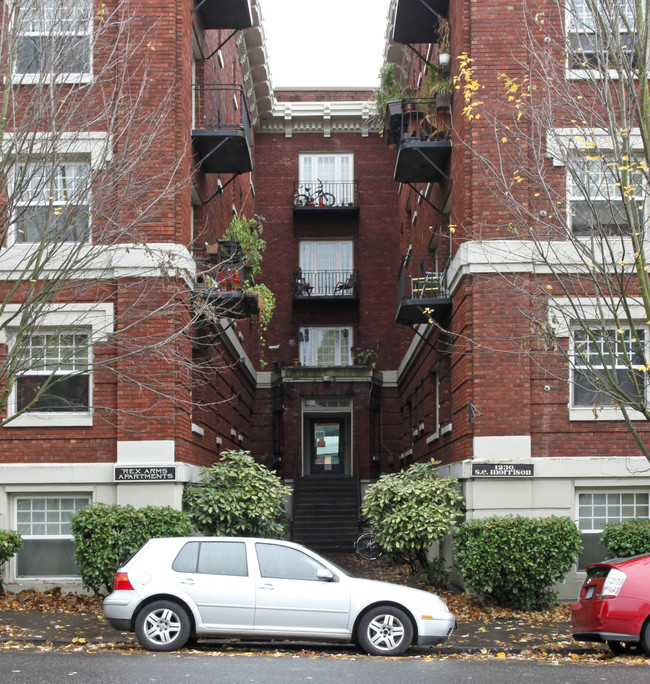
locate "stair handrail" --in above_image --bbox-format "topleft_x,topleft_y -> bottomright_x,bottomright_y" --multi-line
354,446 -> 362,525
290,447 -> 302,538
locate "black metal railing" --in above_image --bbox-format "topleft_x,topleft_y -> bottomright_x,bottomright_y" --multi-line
293,269 -> 359,297
293,180 -> 359,209
397,254 -> 448,303
385,98 -> 451,146
193,84 -> 252,143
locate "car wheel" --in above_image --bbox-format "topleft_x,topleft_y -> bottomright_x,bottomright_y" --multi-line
641,620 -> 650,657
607,640 -> 642,656
357,605 -> 414,656
135,600 -> 191,651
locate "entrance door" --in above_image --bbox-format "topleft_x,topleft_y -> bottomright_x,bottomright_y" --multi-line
309,418 -> 345,475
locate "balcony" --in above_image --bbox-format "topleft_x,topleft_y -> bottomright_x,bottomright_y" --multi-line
195,242 -> 258,320
192,84 -> 252,174
194,0 -> 253,31
293,180 -> 360,217
293,269 -> 360,302
387,99 -> 451,184
393,0 -> 448,45
396,254 -> 451,325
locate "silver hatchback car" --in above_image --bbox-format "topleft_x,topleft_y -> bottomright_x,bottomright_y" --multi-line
103,537 -> 456,656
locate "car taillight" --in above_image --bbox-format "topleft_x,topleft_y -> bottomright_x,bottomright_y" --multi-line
600,568 -> 626,598
113,572 -> 134,591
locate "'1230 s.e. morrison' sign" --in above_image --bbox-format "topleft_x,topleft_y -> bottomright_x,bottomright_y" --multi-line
114,466 -> 177,482
471,463 -> 534,477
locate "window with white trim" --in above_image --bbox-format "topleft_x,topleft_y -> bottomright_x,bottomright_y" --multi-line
299,241 -> 353,295
15,330 -> 91,414
15,0 -> 92,78
298,153 -> 354,205
571,327 -> 646,407
577,490 -> 649,569
566,0 -> 635,71
300,327 -> 353,367
567,156 -> 645,235
15,496 -> 89,577
14,160 -> 91,243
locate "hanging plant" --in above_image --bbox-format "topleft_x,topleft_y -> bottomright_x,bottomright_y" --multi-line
222,214 -> 266,277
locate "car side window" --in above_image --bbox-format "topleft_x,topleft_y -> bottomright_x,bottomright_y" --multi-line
198,541 -> 248,576
172,542 -> 199,573
255,543 -> 326,581
172,541 -> 248,577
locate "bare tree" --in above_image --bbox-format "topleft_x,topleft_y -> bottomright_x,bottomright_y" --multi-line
0,0 -> 249,429
446,0 -> 650,460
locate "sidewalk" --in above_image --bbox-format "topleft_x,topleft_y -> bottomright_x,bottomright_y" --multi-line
0,608 -> 605,655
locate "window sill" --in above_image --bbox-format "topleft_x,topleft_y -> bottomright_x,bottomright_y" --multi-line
12,73 -> 92,86
569,407 -> 647,422
5,413 -> 93,428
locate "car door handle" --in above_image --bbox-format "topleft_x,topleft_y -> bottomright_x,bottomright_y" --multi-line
259,583 -> 274,591
179,578 -> 195,586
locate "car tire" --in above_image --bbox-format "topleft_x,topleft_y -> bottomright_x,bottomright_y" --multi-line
607,640 -> 642,656
135,600 -> 191,652
641,620 -> 650,657
357,605 -> 414,656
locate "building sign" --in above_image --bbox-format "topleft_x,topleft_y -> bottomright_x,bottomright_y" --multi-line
114,466 -> 177,482
471,463 -> 534,477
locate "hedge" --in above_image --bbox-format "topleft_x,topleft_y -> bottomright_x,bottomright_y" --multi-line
600,519 -> 650,558
454,515 -> 582,610
71,503 -> 194,595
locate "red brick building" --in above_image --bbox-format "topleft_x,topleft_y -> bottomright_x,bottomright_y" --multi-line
2,0 -> 650,597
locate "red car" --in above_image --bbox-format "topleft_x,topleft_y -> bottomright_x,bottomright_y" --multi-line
572,554 -> 650,655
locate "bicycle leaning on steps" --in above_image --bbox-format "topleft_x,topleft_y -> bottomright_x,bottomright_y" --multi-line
354,526 -> 413,563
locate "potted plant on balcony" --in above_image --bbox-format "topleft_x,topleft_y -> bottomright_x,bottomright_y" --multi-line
422,65 -> 454,109
436,18 -> 451,70
371,63 -> 414,136
221,213 -> 266,278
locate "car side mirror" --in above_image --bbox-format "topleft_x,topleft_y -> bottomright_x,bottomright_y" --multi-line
317,568 -> 336,582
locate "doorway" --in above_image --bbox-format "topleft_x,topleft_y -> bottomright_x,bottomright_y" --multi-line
308,418 -> 345,475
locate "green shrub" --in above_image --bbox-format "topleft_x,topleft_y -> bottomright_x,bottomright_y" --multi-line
183,450 -> 290,538
0,530 -> 23,595
600,519 -> 650,558
71,503 -> 193,595
361,459 -> 464,571
454,515 -> 582,610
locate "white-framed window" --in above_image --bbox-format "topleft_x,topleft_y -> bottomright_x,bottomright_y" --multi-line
571,327 -> 646,408
299,241 -> 353,295
15,495 -> 89,578
300,326 -> 353,367
15,0 -> 92,80
298,153 -> 354,205
566,0 -> 635,73
13,159 -> 91,243
567,155 -> 645,235
14,330 -> 91,414
576,490 -> 649,569
1,303 -> 113,428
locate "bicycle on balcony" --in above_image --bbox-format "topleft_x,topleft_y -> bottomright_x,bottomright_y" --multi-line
293,179 -> 336,207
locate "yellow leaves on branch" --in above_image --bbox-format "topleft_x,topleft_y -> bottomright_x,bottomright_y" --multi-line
455,52 -> 484,121
499,73 -> 531,121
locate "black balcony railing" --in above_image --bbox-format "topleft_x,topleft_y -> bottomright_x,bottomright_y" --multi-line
192,84 -> 252,174
292,180 -> 360,215
293,269 -> 359,299
396,254 -> 451,325
386,99 -> 452,184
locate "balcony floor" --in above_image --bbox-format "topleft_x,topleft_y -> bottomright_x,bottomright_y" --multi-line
195,0 -> 253,30
192,130 -> 252,174
394,138 -> 451,183
396,297 -> 452,325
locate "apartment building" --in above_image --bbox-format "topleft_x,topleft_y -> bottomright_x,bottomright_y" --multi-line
2,0 -> 649,597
